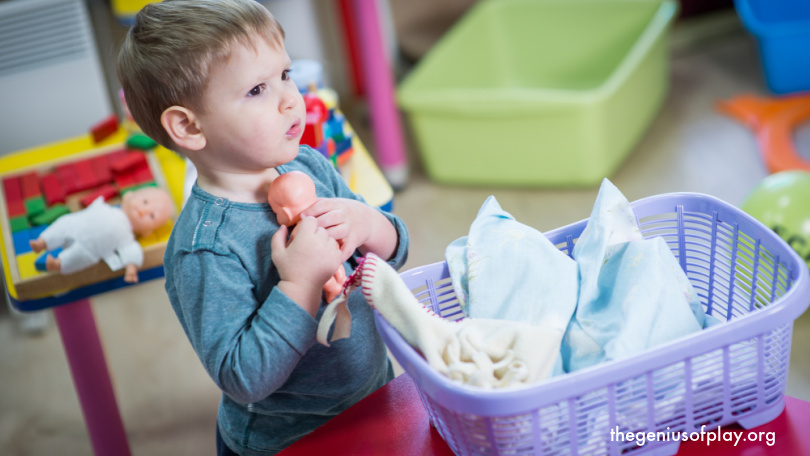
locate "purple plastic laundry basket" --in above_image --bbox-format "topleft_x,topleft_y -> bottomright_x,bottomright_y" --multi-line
374,193 -> 810,456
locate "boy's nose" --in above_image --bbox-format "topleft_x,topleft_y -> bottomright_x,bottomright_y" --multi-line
280,87 -> 299,111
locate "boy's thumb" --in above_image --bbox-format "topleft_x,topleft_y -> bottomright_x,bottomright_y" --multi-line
272,225 -> 288,251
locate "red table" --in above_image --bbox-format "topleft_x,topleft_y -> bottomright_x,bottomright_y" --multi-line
281,374 -> 810,455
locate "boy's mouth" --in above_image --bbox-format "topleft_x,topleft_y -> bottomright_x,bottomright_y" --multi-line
286,119 -> 302,138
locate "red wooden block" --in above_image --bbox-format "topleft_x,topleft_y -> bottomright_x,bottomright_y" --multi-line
20,172 -> 40,198
300,121 -> 323,148
90,114 -> 119,143
41,173 -> 66,206
132,164 -> 154,185
7,199 -> 25,218
115,173 -> 137,190
3,176 -> 22,204
57,163 -> 79,195
91,155 -> 113,184
110,151 -> 147,174
73,159 -> 99,191
80,184 -> 118,207
106,149 -> 128,164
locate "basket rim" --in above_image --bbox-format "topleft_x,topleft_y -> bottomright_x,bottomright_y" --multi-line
379,191 -> 810,417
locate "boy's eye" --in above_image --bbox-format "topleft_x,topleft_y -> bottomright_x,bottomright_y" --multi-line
248,84 -> 265,97
281,69 -> 291,81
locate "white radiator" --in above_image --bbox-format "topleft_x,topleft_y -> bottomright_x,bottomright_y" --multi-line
0,0 -> 112,156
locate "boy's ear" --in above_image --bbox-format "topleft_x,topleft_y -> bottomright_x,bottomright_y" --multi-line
161,106 -> 206,151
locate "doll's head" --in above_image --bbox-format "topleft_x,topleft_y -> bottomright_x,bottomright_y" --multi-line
267,171 -> 317,226
121,187 -> 174,236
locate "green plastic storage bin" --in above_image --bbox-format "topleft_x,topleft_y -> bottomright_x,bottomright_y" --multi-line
397,0 -> 677,187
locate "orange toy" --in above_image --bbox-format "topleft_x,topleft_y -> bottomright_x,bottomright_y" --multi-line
717,94 -> 810,174
267,171 -> 347,302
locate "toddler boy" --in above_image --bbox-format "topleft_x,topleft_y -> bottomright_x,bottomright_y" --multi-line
117,1 -> 409,454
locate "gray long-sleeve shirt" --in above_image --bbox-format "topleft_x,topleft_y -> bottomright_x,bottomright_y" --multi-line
164,146 -> 409,455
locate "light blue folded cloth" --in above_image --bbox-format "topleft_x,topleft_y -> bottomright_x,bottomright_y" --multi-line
562,179 -> 709,372
446,196 -> 579,379
447,179 -> 716,379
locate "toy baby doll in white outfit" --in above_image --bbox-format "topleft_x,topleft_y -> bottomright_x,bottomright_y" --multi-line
29,186 -> 173,283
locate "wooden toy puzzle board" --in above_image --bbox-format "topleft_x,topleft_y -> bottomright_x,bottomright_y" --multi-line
0,141 -> 176,301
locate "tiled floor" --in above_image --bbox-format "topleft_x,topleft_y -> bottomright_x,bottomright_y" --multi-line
2,5 -> 810,456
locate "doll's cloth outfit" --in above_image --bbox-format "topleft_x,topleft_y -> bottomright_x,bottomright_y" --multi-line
164,146 -> 409,456
39,196 -> 143,274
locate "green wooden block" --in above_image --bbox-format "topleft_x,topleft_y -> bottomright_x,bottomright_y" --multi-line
126,133 -> 158,150
24,196 -> 46,217
30,204 -> 70,226
10,215 -> 29,232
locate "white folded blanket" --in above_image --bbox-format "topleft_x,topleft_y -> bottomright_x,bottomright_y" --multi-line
317,254 -> 562,388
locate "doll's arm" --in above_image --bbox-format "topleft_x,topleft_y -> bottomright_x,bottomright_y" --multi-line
115,240 -> 144,283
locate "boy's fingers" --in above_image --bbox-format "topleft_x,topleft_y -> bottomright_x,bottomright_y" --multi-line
339,241 -> 355,261
271,225 -> 288,251
301,198 -> 336,218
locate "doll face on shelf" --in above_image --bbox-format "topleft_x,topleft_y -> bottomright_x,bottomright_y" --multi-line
122,187 -> 174,236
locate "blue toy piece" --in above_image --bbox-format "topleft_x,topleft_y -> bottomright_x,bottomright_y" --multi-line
12,230 -> 32,255
35,247 -> 63,272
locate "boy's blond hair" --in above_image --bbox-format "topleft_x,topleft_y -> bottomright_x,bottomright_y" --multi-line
117,0 -> 285,151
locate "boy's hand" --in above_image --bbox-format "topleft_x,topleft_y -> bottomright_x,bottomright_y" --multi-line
301,198 -> 374,261
272,216 -> 343,316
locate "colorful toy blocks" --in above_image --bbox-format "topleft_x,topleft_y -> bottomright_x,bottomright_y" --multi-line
80,185 -> 118,207
24,196 -> 46,218
300,121 -> 323,149
126,133 -> 157,150
41,173 -> 66,206
20,172 -> 40,199
31,205 -> 70,226
74,158 -> 101,192
90,114 -> 119,144
12,229 -> 32,255
91,155 -> 114,185
56,163 -> 79,195
110,151 -> 147,173
34,247 -> 63,272
3,176 -> 25,218
10,216 -> 29,233
132,165 -> 154,185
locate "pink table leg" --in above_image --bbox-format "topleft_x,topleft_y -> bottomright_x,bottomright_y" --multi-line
350,0 -> 409,189
53,299 -> 132,456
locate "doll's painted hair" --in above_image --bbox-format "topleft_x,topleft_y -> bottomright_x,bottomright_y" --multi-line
116,0 -> 285,151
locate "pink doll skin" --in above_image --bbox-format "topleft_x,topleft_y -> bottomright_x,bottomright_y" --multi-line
267,171 -> 347,302
30,187 -> 174,283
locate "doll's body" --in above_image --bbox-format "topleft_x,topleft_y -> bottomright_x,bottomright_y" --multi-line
30,187 -> 173,283
268,171 -> 347,302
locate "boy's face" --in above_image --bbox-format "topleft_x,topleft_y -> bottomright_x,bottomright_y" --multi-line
196,37 -> 306,172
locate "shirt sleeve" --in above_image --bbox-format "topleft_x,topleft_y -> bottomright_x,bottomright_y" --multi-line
171,249 -> 319,404
305,147 -> 410,270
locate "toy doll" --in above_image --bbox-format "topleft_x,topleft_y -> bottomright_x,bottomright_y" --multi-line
267,171 -> 347,302
29,186 -> 174,283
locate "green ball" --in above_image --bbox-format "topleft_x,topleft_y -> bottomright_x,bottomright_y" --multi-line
741,171 -> 810,266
